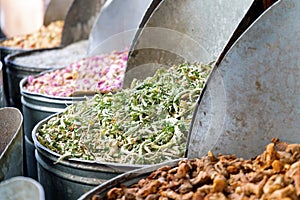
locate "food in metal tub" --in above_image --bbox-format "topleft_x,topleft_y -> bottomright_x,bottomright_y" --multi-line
23,49 -> 128,97
0,20 -> 64,49
36,63 -> 212,165
94,138 -> 300,200
12,40 -> 88,68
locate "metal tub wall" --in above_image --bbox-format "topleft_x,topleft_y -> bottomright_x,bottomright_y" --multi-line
32,114 -> 146,200
0,107 -> 23,181
4,48 -> 59,109
0,44 -> 27,105
78,159 -> 181,200
20,76 -> 88,180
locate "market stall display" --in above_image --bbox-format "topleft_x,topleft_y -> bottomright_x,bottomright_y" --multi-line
80,138 -> 300,200
34,63 -> 211,164
0,20 -> 64,106
23,49 -> 128,97
11,40 -> 88,69
0,20 -> 64,49
32,63 -> 211,200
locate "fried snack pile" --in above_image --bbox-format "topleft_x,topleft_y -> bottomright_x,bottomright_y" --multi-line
1,20 -> 64,49
96,138 -> 300,200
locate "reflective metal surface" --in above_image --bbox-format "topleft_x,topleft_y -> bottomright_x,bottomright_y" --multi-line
188,0 -> 300,159
43,0 -> 74,25
0,107 -> 23,181
61,0 -> 107,46
0,176 -> 45,200
88,0 -> 154,55
123,0 -> 254,88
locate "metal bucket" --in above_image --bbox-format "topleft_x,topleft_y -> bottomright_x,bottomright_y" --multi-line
4,49 -> 58,109
0,43 -> 27,105
32,114 -> 146,200
0,176 -> 45,200
78,159 -> 181,200
187,0 -> 299,159
20,76 -> 88,179
0,107 -> 23,181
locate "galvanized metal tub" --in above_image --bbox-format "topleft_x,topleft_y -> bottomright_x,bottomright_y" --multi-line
0,42 -> 27,105
20,75 -> 88,179
0,176 -> 45,200
78,159 -> 181,200
0,107 -> 23,181
4,48 -> 59,109
32,114 -> 146,200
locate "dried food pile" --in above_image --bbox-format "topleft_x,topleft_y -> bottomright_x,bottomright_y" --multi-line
0,20 -> 64,49
95,138 -> 300,200
12,40 -> 88,68
23,49 -> 128,97
36,63 -> 211,164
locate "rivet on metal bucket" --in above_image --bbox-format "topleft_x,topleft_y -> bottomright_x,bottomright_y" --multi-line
187,0 -> 299,160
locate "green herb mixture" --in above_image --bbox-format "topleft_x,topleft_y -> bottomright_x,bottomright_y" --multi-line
37,63 -> 212,164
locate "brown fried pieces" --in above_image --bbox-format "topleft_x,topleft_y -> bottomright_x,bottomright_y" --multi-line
97,139 -> 300,200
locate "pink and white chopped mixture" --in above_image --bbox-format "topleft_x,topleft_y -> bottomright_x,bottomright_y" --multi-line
24,50 -> 128,97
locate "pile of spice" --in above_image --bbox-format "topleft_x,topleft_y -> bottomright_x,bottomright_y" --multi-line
36,63 -> 212,164
24,49 -> 128,97
93,138 -> 300,200
0,20 -> 64,49
12,40 -> 88,68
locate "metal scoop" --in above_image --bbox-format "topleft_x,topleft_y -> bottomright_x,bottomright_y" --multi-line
123,0 -> 256,88
60,0 -> 107,46
187,0 -> 299,159
87,0 -> 155,55
0,107 -> 23,181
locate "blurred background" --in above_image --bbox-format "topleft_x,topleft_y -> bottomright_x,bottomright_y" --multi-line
0,0 -> 50,38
